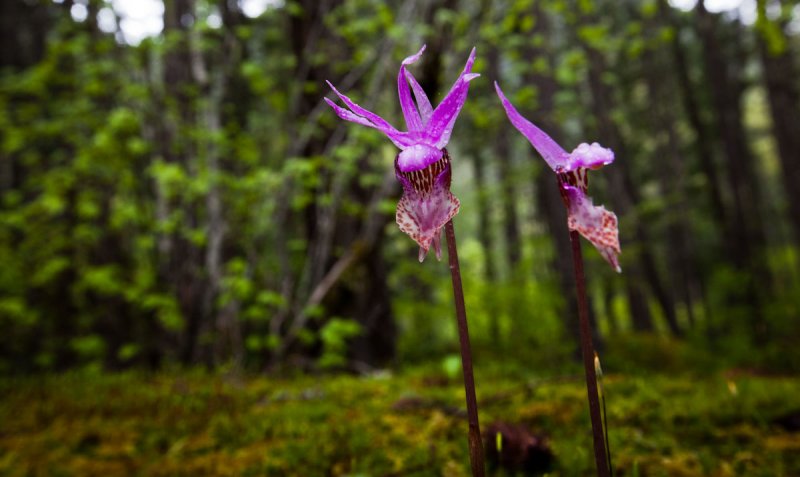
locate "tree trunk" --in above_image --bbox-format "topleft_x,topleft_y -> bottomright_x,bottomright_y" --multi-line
348,236 -> 397,368
757,2 -> 800,244
641,37 -> 702,331
276,0 -> 400,368
162,0 -> 212,365
578,42 -> 660,333
696,2 -> 769,270
488,48 -> 522,271
659,0 -> 731,239
0,0 -> 50,71
0,0 -> 54,196
196,1 -> 247,366
470,150 -> 500,342
696,1 -> 770,342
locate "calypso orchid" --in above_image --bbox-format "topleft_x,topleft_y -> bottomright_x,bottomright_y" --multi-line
495,82 -> 622,272
325,45 -> 479,262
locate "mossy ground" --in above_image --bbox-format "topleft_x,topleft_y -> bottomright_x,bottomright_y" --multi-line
1,367 -> 799,476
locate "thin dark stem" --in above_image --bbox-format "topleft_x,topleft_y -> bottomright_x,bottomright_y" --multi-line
569,230 -> 610,477
445,219 -> 486,477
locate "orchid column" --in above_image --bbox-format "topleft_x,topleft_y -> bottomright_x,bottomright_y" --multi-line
496,83 -> 620,477
326,46 -> 486,476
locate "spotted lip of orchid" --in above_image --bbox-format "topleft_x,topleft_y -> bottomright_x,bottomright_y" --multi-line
325,45 -> 479,262
495,82 -> 622,272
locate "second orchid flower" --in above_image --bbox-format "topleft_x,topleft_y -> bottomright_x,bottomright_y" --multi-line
495,82 -> 621,272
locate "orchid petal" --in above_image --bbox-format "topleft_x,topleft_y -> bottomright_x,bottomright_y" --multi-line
325,82 -> 413,149
425,48 -> 480,148
569,142 -> 614,171
398,46 -> 426,131
404,70 -> 434,125
461,47 -> 477,75
396,170 -> 460,262
401,44 -> 427,66
431,233 -> 443,261
495,82 -> 570,171
326,80 -> 400,136
563,184 -> 621,272
324,98 -> 378,129
397,144 -> 444,172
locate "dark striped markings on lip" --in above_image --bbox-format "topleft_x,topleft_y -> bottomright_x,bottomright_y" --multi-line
395,148 -> 452,195
557,167 -> 589,207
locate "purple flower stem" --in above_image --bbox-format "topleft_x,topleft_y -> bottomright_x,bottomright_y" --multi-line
444,219 -> 486,477
569,229 -> 611,477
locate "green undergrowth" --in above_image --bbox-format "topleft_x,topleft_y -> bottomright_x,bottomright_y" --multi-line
1,367 -> 799,476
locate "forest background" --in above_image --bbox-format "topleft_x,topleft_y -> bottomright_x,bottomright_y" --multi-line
2,0 -> 800,475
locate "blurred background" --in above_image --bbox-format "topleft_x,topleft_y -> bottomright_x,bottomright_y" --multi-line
4,0 -> 800,375
3,0 -> 800,475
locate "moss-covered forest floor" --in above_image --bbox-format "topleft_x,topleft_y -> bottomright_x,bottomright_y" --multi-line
1,367 -> 799,476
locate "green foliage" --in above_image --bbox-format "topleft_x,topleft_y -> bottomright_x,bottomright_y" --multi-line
70,335 -> 107,364
318,318 -> 362,369
755,0 -> 789,55
601,334 -> 719,375
1,0 -> 799,380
